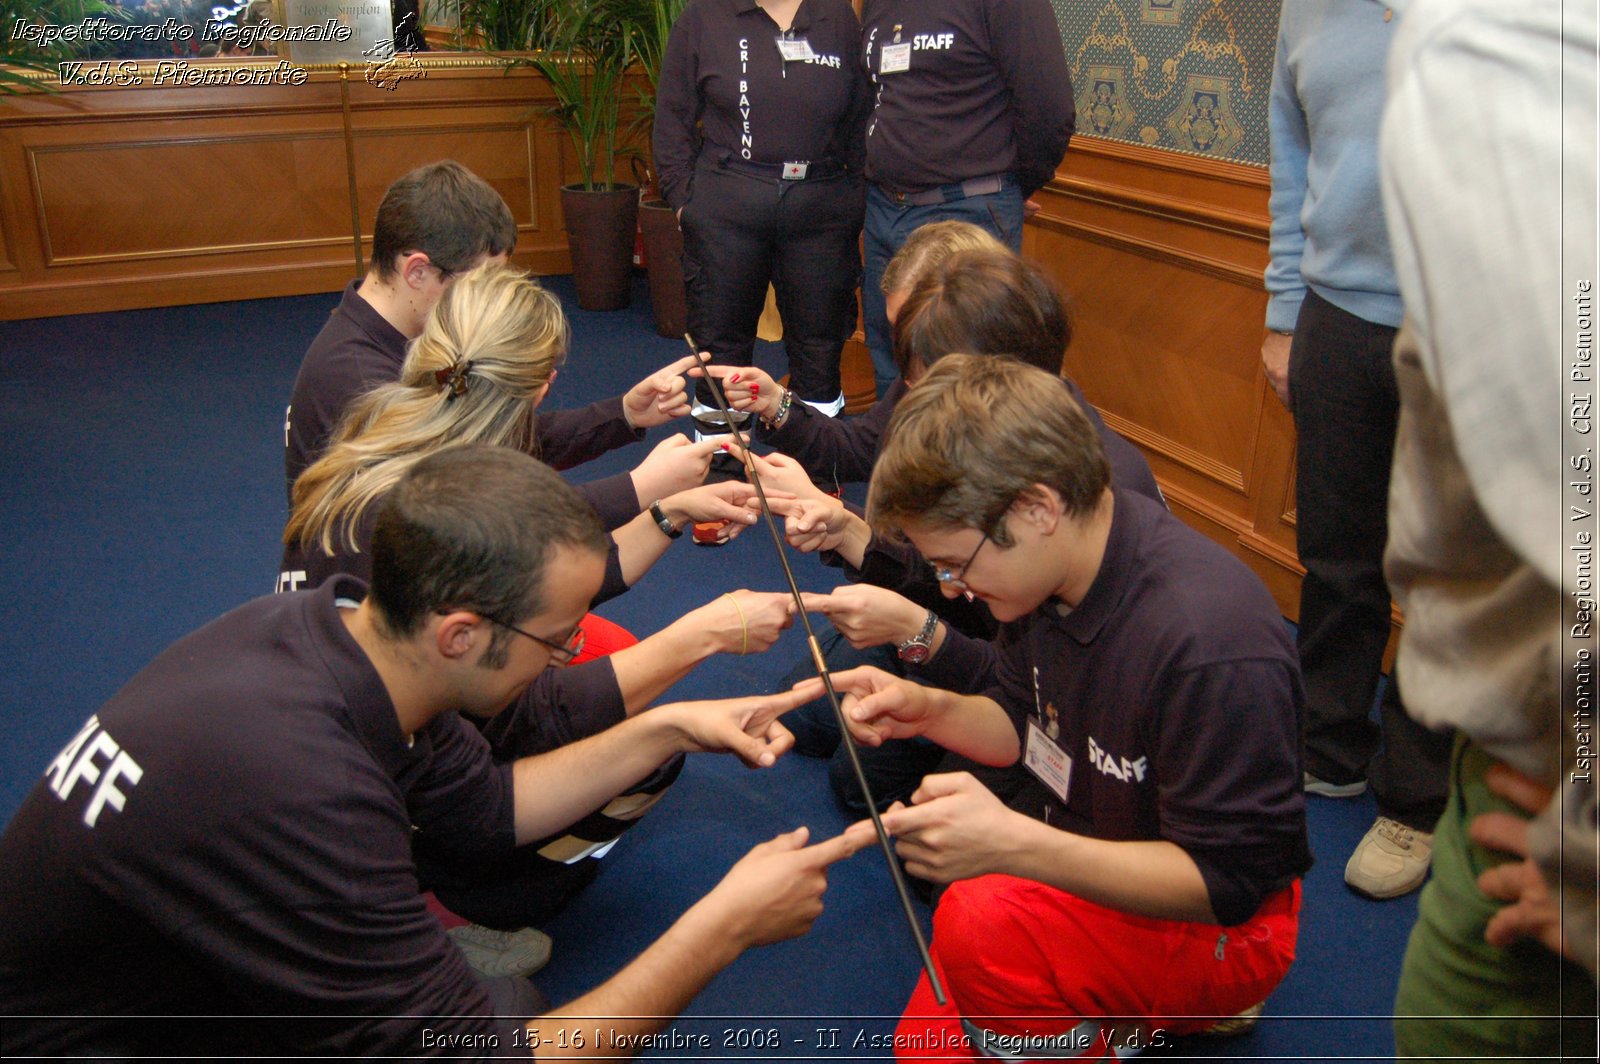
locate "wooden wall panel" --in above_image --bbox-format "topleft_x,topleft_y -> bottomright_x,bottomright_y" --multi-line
1029,137 -> 1402,649
0,201 -> 14,274
1026,136 -> 1308,617
0,63 -> 582,320
31,134 -> 349,263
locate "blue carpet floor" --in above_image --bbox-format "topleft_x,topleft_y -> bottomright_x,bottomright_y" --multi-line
0,276 -> 1418,1060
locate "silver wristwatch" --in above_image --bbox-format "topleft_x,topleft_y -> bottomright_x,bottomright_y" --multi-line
895,610 -> 940,664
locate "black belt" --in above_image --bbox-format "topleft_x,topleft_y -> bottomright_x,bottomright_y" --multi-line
718,156 -> 848,182
883,173 -> 1009,206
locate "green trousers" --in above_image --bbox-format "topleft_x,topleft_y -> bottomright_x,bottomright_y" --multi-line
1394,738 -> 1596,1060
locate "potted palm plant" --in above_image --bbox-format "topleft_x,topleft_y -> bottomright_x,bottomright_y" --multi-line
632,0 -> 688,337
454,0 -> 559,51
515,0 -> 648,311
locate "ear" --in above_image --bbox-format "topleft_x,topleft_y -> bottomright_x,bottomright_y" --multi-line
1008,484 -> 1064,537
399,251 -> 435,291
434,610 -> 488,663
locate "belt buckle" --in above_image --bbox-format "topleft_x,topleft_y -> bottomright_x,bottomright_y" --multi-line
782,161 -> 809,180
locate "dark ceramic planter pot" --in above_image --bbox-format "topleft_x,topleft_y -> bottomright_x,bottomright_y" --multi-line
561,183 -> 639,312
638,198 -> 688,339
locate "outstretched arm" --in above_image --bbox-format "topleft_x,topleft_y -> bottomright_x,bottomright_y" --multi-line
609,482 -> 768,587
510,686 -> 811,844
530,824 -> 875,1057
609,591 -> 797,712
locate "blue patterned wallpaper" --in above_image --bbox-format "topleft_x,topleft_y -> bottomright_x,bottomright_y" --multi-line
1050,0 -> 1281,166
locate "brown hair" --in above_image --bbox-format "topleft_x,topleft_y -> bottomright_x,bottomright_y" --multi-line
867,355 -> 1109,546
371,161 -> 518,279
891,249 -> 1073,378
370,444 -> 606,667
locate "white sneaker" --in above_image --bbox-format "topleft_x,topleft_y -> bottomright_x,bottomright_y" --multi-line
1304,771 -> 1367,799
447,924 -> 553,979
799,391 -> 847,418
1344,816 -> 1433,899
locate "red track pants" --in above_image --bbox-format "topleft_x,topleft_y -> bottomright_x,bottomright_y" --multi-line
896,875 -> 1301,1061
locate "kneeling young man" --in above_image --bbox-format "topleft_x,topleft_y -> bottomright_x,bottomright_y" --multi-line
815,356 -> 1311,1059
0,444 -> 866,1059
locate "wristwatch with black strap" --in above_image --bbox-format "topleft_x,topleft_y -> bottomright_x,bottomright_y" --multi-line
649,499 -> 681,539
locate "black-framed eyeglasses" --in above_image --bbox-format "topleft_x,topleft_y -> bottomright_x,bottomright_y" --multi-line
489,616 -> 586,665
932,530 -> 991,593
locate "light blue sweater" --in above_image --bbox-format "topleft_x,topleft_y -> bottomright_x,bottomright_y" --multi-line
1265,0 -> 1406,332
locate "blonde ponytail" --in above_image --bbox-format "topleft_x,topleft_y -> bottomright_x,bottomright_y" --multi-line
286,264 -> 569,555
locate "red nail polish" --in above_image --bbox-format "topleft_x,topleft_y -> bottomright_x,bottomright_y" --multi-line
729,373 -> 741,384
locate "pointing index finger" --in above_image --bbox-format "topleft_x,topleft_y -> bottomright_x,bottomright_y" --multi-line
659,352 -> 705,378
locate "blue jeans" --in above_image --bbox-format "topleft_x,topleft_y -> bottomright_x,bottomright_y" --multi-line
862,177 -> 1025,396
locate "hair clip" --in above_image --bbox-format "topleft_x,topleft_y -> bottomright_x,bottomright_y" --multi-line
433,360 -> 473,398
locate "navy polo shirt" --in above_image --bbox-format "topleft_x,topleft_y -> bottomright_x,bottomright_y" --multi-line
654,0 -> 871,210
0,578 -> 532,1057
860,0 -> 1074,197
987,490 -> 1313,926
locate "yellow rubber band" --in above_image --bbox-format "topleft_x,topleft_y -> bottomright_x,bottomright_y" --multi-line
724,592 -> 748,656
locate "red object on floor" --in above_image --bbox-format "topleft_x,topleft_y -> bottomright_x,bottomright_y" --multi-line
692,519 -> 733,545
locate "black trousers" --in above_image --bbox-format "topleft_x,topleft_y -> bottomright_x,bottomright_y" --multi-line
1289,289 -> 1450,830
681,158 -> 865,405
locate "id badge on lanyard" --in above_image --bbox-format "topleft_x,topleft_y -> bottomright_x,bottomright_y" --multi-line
879,23 -> 910,74
777,36 -> 816,62
1022,665 -> 1072,803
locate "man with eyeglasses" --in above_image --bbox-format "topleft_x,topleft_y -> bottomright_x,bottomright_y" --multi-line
0,445 -> 870,1058
807,356 -> 1310,1057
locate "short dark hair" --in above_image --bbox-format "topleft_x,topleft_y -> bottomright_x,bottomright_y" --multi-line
891,249 -> 1073,377
371,161 -> 519,280
368,444 -> 607,662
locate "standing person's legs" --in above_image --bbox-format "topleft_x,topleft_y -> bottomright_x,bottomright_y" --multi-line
1393,739 -> 1596,1062
863,179 -> 1026,397
1290,290 -> 1449,896
772,172 -> 866,412
1368,665 -> 1452,832
681,163 -> 779,430
1288,291 -> 1404,792
863,184 -> 904,398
